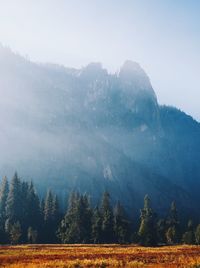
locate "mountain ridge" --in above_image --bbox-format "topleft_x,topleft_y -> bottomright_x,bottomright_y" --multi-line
0,45 -> 200,220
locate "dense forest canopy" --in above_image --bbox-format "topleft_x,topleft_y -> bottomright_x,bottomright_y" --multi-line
0,174 -> 200,246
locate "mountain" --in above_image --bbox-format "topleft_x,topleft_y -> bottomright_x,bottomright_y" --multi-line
0,45 -> 200,219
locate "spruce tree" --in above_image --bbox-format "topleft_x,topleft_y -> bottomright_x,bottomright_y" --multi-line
57,191 -> 80,243
57,192 -> 92,243
9,221 -> 22,244
113,201 -> 131,244
51,194 -> 61,243
195,224 -> 200,245
26,182 -> 41,242
0,176 -> 9,222
52,194 -> 60,222
91,206 -> 102,243
43,189 -> 54,242
44,189 -> 54,222
6,173 -> 22,223
157,219 -> 167,244
100,191 -> 114,243
182,220 -> 195,245
28,182 -> 41,224
78,194 -> 92,243
165,201 -> 180,244
0,176 -> 9,242
138,195 -> 157,246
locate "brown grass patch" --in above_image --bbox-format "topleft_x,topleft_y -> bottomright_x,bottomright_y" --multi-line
0,244 -> 200,267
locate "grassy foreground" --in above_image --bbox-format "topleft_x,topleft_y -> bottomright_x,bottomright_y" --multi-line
0,244 -> 200,268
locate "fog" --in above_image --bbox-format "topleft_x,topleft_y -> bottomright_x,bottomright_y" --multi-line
0,0 -> 199,120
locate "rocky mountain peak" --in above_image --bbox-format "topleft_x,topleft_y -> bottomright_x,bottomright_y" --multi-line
119,60 -> 155,97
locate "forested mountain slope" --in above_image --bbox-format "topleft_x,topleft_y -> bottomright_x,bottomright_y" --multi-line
0,45 -> 199,218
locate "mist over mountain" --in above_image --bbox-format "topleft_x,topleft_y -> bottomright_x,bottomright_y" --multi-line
0,45 -> 200,219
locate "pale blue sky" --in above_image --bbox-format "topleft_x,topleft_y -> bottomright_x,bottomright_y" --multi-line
0,0 -> 199,120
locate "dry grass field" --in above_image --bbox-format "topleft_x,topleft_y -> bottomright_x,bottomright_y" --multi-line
0,244 -> 200,268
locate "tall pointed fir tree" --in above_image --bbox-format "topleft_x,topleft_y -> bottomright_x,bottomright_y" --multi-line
138,195 -> 157,246
51,194 -> 61,243
20,181 -> 29,241
113,201 -> 131,244
182,219 -> 195,245
57,191 -> 80,243
0,176 -> 9,243
26,181 -> 41,242
77,194 -> 92,243
157,218 -> 167,244
43,189 -> 54,242
91,206 -> 102,243
165,201 -> 180,244
100,191 -> 114,243
6,173 -> 22,224
57,192 -> 92,243
43,189 -> 61,243
195,224 -> 200,245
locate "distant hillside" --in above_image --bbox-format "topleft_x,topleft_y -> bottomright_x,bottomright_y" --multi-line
0,45 -> 200,219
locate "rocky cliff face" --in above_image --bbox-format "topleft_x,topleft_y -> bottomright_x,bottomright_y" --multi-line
0,45 -> 200,219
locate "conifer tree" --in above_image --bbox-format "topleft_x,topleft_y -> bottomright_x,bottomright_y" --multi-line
0,176 -> 9,222
10,221 -> 22,244
195,224 -> 200,245
157,218 -> 167,244
51,194 -> 61,243
52,194 -> 60,222
0,176 -> 9,242
165,201 -> 180,244
182,220 -> 195,244
100,191 -> 114,243
6,173 -> 22,223
43,189 -> 55,242
138,195 -> 157,246
44,189 -> 54,222
25,181 -> 41,242
113,201 -> 131,244
57,191 -> 80,243
57,192 -> 92,243
78,194 -> 92,243
91,206 -> 102,243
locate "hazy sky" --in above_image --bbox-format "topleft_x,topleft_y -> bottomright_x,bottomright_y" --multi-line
0,0 -> 199,120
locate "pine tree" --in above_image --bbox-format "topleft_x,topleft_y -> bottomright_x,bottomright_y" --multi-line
52,194 -> 60,222
113,201 -> 131,244
51,194 -> 61,243
91,206 -> 102,243
43,189 -> 54,242
195,224 -> 200,245
100,191 -> 114,243
157,218 -> 167,244
9,221 -> 22,244
182,220 -> 195,245
44,189 -> 54,222
0,176 -> 9,242
27,182 -> 41,228
138,195 -> 157,246
21,181 -> 29,222
57,192 -> 92,243
57,191 -> 80,243
6,173 -> 22,223
78,194 -> 92,243
165,201 -> 180,244
0,176 -> 9,222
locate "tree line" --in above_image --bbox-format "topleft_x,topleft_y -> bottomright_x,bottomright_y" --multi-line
0,173 -> 200,246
